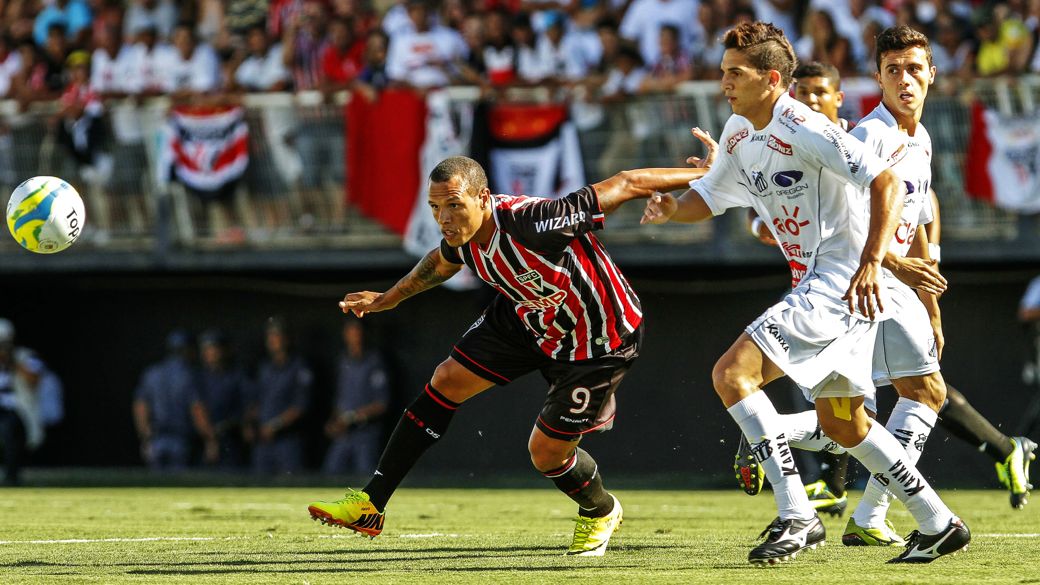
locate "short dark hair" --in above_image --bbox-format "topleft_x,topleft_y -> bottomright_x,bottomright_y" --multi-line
875,25 -> 932,71
723,21 -> 797,88
429,156 -> 488,195
793,61 -> 841,89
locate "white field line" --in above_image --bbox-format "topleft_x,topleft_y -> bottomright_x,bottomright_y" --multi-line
316,533 -> 461,539
0,536 -> 248,545
977,533 -> 1040,538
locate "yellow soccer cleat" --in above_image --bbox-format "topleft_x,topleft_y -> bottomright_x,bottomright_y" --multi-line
995,437 -> 1037,509
805,479 -> 848,517
841,517 -> 905,547
308,489 -> 385,538
566,495 -> 623,557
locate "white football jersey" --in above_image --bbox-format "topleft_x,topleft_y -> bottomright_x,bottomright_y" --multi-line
692,93 -> 889,317
851,102 -> 933,286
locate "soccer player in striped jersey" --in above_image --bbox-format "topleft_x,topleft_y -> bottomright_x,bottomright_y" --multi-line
308,154 -> 708,556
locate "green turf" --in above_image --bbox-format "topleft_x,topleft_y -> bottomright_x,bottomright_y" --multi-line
0,487 -> 1035,584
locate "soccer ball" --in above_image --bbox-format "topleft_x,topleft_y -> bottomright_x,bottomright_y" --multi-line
6,176 -> 85,254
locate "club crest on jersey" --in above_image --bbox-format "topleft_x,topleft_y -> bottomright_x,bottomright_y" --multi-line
752,171 -> 768,192
517,269 -> 544,292
886,143 -> 908,166
726,128 -> 749,153
767,135 -> 793,156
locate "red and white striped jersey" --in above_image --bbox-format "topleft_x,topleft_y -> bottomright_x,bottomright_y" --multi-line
440,186 -> 642,362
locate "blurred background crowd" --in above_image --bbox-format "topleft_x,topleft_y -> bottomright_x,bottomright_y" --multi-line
1,0 -> 1039,105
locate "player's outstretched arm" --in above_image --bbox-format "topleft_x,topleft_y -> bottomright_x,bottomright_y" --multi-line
844,168 -> 905,320
640,189 -> 714,224
593,167 -> 708,214
339,248 -> 462,317
594,127 -> 717,215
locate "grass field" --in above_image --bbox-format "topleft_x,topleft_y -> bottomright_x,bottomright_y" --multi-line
0,487 -> 1036,584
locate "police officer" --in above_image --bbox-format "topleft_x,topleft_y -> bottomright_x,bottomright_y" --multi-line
198,329 -> 252,468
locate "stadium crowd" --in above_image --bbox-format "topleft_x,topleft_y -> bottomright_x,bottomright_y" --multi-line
0,0 -> 1038,108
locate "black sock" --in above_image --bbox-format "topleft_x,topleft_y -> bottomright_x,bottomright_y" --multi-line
819,452 -> 850,497
364,384 -> 458,511
939,385 -> 1014,462
543,447 -> 614,517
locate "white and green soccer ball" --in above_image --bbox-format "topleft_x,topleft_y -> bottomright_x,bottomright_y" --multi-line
6,176 -> 85,254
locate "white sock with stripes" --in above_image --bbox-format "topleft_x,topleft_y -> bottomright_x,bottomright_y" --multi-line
727,391 -> 815,521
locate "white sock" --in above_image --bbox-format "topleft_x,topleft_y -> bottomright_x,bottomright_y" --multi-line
853,397 -> 938,529
727,392 -> 814,521
783,410 -> 848,454
847,419 -> 953,534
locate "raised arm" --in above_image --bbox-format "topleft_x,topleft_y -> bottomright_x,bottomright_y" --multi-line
339,248 -> 463,317
593,167 -> 708,214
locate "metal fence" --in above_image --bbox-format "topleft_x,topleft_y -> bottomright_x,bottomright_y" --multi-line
1,78 -> 1038,267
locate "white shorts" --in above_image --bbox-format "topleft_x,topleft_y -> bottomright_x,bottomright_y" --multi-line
745,290 -> 878,406
872,284 -> 940,387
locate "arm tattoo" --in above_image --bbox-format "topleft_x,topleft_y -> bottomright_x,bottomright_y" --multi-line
396,250 -> 450,298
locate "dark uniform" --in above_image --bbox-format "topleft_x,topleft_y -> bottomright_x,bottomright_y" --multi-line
134,356 -> 201,470
199,365 -> 252,468
441,186 -> 643,440
323,352 -> 390,475
252,356 -> 312,474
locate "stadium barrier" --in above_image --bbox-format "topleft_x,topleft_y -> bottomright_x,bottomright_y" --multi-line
0,77 -> 1038,266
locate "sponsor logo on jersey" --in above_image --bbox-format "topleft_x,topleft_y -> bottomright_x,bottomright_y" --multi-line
751,134 -> 767,142
767,135 -> 793,156
534,212 -> 586,233
823,126 -> 860,173
726,128 -> 749,153
787,259 -> 807,288
772,170 -> 804,187
781,107 -> 806,126
518,290 -> 568,310
886,143 -> 908,166
765,323 -> 790,351
752,170 -> 768,192
773,205 -> 810,236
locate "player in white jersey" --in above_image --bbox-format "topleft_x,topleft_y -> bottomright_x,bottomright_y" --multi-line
642,21 -> 968,564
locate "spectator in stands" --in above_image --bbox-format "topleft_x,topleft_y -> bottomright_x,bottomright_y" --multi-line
132,330 -> 219,471
120,24 -> 167,96
596,42 -> 645,176
123,0 -> 179,43
976,16 -> 1012,77
795,9 -> 854,76
89,24 -> 129,97
354,29 -> 390,99
510,12 -> 543,83
750,0 -> 799,43
640,23 -> 692,93
534,10 -> 587,85
232,24 -> 291,92
269,0 -> 305,40
157,22 -> 221,97
600,42 -> 646,103
0,348 -> 65,485
57,50 -> 113,196
619,0 -> 700,67
385,0 -> 466,89
224,0 -> 268,39
247,318 -> 312,475
198,329 -> 252,469
33,0 -> 92,48
482,9 -> 516,87
323,320 -> 390,475
932,12 -> 974,80
282,0 -> 328,91
691,1 -> 727,80
319,17 -> 365,97
10,37 -> 63,109
457,12 -> 486,86
0,33 -> 22,98
41,23 -> 70,91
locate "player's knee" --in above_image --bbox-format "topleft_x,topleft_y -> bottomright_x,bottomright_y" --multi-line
711,361 -> 751,404
895,375 -> 946,412
818,417 -> 861,448
429,360 -> 469,403
528,438 -> 572,472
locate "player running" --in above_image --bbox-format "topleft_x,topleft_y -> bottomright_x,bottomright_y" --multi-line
307,155 -> 708,556
736,37 -> 1035,551
642,21 -> 969,564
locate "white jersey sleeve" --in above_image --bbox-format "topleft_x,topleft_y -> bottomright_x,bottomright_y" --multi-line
802,119 -> 887,191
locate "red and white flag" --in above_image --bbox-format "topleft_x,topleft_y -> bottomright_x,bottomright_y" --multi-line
158,105 -> 249,192
966,101 -> 1040,213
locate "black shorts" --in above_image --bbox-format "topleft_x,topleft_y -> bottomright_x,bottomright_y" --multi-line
450,295 -> 642,441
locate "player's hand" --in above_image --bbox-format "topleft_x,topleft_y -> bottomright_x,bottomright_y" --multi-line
843,260 -> 884,320
259,423 -> 276,442
686,127 -> 718,169
339,291 -> 396,317
887,256 -> 947,296
751,217 -> 778,246
641,192 -> 678,224
324,419 -> 346,438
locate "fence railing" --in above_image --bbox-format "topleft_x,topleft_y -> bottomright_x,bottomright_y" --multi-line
1,78 -> 1038,269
